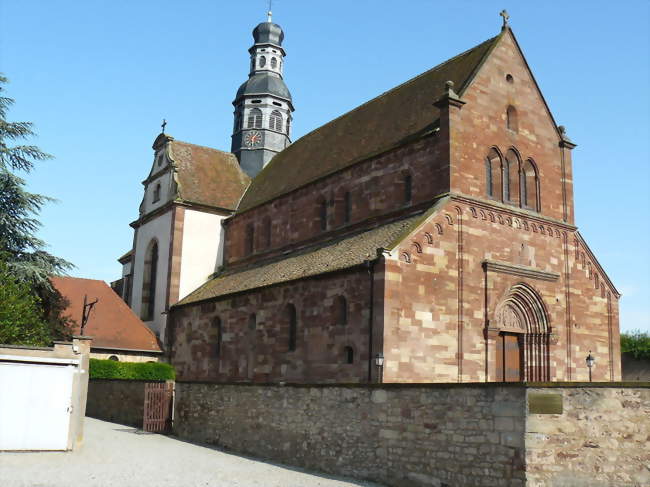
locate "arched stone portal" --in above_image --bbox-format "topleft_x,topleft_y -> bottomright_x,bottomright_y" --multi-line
492,283 -> 550,382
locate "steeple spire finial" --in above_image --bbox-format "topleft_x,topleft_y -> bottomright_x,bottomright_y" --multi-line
500,9 -> 510,29
267,0 -> 272,22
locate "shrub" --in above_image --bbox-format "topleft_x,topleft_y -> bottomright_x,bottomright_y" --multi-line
621,330 -> 650,360
89,358 -> 175,381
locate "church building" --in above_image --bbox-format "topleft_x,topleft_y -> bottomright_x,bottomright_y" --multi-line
117,12 -> 621,383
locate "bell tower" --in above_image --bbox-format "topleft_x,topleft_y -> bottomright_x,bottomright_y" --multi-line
231,11 -> 294,178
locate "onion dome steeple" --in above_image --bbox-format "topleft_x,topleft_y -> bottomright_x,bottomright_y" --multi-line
231,12 -> 294,178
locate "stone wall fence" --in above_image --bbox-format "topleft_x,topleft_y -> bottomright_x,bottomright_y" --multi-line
86,379 -> 153,427
173,382 -> 649,487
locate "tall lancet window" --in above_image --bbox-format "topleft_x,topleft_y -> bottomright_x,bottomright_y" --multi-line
521,159 -> 539,211
269,110 -> 283,131
247,108 -> 263,129
141,240 -> 158,321
504,149 -> 520,205
486,148 -> 502,199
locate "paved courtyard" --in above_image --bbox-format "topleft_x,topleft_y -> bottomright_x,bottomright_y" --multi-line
0,417 -> 384,487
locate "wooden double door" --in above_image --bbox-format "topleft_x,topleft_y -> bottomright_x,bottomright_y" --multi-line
496,332 -> 522,382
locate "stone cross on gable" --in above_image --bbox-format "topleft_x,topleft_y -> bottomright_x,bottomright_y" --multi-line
500,9 -> 510,27
161,119 -> 167,134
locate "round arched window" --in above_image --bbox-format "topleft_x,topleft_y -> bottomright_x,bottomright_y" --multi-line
109,355 -> 119,361
259,56 -> 266,68
271,57 -> 277,69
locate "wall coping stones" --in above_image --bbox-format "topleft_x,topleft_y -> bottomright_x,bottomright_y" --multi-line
175,380 -> 649,389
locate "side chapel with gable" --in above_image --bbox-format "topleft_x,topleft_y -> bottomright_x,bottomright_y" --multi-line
113,13 -> 621,383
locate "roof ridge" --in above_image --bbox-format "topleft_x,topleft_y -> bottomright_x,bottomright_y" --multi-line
172,139 -> 237,158
51,276 -> 106,284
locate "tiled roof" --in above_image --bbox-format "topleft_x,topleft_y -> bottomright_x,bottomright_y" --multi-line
51,277 -> 161,352
237,34 -> 500,212
177,215 -> 422,306
170,140 -> 250,211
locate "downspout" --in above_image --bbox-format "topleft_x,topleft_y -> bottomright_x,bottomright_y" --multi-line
365,258 -> 375,383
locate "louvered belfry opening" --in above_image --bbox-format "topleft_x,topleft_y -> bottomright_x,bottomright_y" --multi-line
495,283 -> 550,382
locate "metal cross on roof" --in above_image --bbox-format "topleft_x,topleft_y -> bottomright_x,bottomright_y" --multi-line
161,119 -> 167,134
267,0 -> 272,22
500,9 -> 510,27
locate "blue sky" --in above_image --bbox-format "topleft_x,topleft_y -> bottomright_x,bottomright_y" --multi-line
1,1 -> 648,333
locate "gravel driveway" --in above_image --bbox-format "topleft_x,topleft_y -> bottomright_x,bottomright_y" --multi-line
0,417 -> 384,487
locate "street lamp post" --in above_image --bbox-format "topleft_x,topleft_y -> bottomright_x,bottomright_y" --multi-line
586,350 -> 595,382
374,353 -> 384,384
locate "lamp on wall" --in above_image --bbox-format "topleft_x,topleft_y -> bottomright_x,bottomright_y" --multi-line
585,350 -> 595,382
374,353 -> 384,384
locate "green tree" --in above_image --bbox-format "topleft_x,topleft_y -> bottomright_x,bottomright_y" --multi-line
0,261 -> 51,345
0,74 -> 74,345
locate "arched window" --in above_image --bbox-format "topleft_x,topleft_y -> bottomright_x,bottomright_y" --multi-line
259,56 -> 266,68
212,317 -> 222,358
506,105 -> 518,132
344,346 -> 354,364
262,217 -> 271,248
108,355 -> 119,361
271,57 -> 277,69
286,304 -> 297,352
521,159 -> 539,211
335,295 -> 348,325
344,191 -> 352,224
152,183 -> 161,203
141,240 -> 158,321
485,148 -> 502,199
403,172 -> 413,203
245,223 -> 254,255
269,110 -> 283,131
286,117 -> 291,136
504,149 -> 520,205
318,197 -> 327,231
247,108 -> 262,129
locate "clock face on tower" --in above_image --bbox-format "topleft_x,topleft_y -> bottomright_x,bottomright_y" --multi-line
244,130 -> 263,148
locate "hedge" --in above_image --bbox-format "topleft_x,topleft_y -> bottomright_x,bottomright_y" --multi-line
89,358 -> 175,380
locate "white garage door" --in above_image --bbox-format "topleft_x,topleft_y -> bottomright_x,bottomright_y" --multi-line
0,361 -> 76,451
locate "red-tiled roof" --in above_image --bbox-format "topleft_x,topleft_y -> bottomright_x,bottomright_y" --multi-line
51,277 -> 161,353
170,140 -> 250,211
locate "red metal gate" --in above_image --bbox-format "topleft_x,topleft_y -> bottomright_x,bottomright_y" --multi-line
143,382 -> 174,433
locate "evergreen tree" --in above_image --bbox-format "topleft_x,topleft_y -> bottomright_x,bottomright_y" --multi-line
0,74 -> 74,345
0,261 -> 51,346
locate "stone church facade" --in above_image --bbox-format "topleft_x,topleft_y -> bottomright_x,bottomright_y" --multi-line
117,16 -> 621,383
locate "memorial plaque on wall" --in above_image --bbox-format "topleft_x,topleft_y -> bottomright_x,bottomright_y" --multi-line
528,393 -> 563,414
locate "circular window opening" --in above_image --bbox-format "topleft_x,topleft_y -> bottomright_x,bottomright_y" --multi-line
108,355 -> 119,361
506,74 -> 514,84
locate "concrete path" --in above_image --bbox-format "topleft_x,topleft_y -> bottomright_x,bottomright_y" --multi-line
0,417 -> 384,487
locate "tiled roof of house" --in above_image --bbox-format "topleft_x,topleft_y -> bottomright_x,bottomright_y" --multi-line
177,215 -> 422,306
237,34 -> 501,212
170,140 -> 251,211
51,277 -> 161,353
